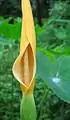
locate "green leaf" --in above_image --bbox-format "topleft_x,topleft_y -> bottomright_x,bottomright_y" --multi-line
35,24 -> 43,35
54,27 -> 67,40
0,16 -> 4,21
36,49 -> 70,102
0,36 -> 14,45
0,18 -> 21,41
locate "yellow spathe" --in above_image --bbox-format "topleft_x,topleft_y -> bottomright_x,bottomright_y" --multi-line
12,0 -> 36,94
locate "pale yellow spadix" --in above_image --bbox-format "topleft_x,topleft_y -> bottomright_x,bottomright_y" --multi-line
12,0 -> 36,94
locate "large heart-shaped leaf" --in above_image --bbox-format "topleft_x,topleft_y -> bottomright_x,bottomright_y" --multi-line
36,49 -> 70,102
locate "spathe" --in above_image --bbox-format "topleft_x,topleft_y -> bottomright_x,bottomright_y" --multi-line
12,0 -> 36,94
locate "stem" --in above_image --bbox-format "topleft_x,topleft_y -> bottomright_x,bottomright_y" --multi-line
60,101 -> 64,120
20,94 -> 36,120
36,0 -> 42,26
38,88 -> 50,120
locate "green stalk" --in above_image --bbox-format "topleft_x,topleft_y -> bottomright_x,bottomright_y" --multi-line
20,93 -> 37,120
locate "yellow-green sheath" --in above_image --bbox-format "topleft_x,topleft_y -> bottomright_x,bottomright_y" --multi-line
20,94 -> 36,120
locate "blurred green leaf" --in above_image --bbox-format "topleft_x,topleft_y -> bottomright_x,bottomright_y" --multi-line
0,18 -> 21,41
54,27 -> 67,40
36,49 -> 70,102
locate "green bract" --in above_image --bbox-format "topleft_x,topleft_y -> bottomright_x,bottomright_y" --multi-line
20,94 -> 36,120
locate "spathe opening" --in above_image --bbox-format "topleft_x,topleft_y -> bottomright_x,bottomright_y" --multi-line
13,43 -> 34,88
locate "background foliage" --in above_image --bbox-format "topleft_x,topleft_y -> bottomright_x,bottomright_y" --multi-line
0,0 -> 70,120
